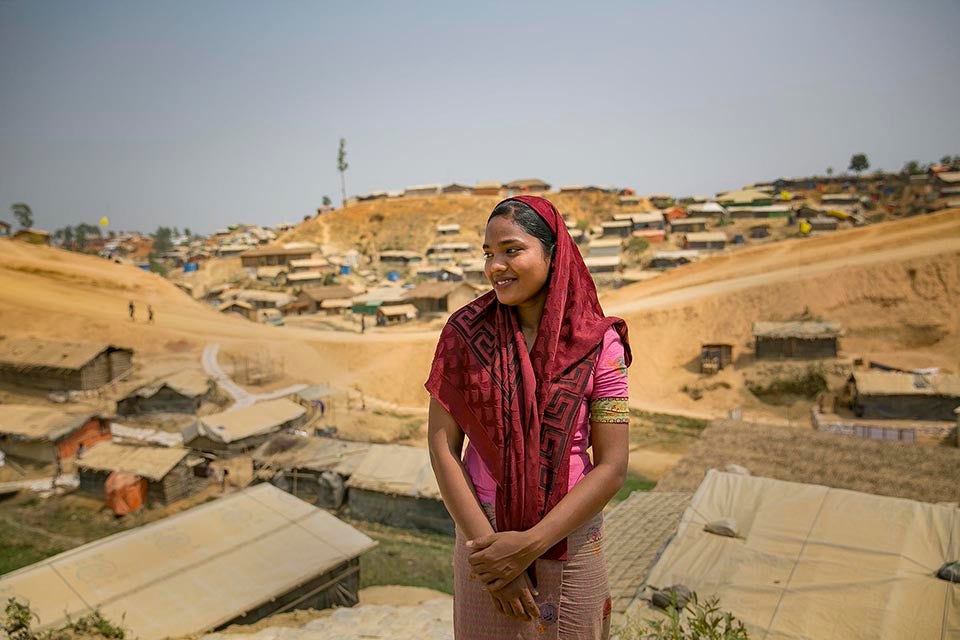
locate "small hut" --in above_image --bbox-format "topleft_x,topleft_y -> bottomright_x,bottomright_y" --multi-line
376,303 -> 418,325
252,435 -> 370,508
0,405 -> 111,463
346,444 -> 453,534
182,398 -> 307,456
77,441 -> 209,507
845,371 -> 960,422
753,321 -> 843,360
700,344 -> 734,374
403,281 -> 478,315
0,484 -> 376,640
116,370 -> 213,415
0,338 -> 133,391
669,217 -> 708,233
684,232 -> 727,251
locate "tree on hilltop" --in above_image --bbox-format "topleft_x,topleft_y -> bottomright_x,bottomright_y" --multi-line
902,160 -> 922,175
825,167 -> 833,177
152,226 -> 173,253
337,138 -> 349,207
848,154 -> 870,175
11,203 -> 33,229
322,195 -> 332,206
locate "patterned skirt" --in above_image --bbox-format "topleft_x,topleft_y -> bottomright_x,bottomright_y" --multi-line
453,511 -> 611,640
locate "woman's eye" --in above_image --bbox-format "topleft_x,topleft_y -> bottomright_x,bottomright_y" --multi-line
506,248 -> 520,255
482,252 -> 493,259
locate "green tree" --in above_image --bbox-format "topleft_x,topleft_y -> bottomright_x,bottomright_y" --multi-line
902,160 -> 922,175
62,225 -> 74,248
11,203 -> 33,229
184,227 -> 192,237
825,167 -> 833,177
848,153 -> 870,175
337,138 -> 349,206
322,195 -> 332,206
152,226 -> 173,253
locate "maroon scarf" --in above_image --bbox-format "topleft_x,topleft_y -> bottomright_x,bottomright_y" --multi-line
425,196 -> 631,560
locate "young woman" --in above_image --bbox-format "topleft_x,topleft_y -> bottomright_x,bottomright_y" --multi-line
426,196 -> 631,639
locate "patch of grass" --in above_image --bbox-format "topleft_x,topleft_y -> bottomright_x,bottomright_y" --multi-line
610,472 -> 656,506
0,521 -> 66,575
348,519 -> 455,594
628,410 -> 709,452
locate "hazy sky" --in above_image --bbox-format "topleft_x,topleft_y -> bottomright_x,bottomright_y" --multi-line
2,1 -> 959,234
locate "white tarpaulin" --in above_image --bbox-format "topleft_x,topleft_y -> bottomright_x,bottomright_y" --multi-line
645,470 -> 959,640
0,484 -> 376,639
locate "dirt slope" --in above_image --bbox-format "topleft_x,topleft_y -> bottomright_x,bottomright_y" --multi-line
0,209 -> 957,419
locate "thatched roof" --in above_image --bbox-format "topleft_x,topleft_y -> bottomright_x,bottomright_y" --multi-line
752,321 -> 843,339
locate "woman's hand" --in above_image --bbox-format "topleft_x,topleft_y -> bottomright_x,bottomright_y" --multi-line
488,571 -> 540,621
467,530 -> 543,591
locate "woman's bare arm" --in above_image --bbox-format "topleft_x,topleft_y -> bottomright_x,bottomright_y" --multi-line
427,397 -> 496,542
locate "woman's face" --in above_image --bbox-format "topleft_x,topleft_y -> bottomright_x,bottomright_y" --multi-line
482,214 -> 552,308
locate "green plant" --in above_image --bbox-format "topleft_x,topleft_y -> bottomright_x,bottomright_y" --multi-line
67,610 -> 126,639
3,598 -> 38,640
621,593 -> 749,640
628,236 -> 649,254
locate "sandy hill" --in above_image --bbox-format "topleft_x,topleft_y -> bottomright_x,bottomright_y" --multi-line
0,209 -> 957,421
280,191 -> 650,254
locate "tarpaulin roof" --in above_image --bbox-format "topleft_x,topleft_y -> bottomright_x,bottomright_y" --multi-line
346,444 -> 441,499
853,371 -> 960,397
0,405 -> 97,441
127,370 -> 211,400
0,338 -> 130,371
0,484 -> 376,640
77,441 -> 190,481
191,398 -> 305,444
645,470 -> 960,640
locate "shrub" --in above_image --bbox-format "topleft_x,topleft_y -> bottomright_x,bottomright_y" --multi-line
620,593 -> 750,640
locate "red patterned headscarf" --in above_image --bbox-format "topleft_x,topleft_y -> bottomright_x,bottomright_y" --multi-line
425,195 -> 631,559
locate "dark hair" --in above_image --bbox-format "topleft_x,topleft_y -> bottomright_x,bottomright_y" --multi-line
487,200 -> 555,256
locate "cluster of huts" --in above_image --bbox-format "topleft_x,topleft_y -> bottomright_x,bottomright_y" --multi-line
0,340 -> 448,637
695,320 -> 959,446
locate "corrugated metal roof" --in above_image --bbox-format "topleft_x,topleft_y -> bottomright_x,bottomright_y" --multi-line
0,484 -> 376,640
752,321 -> 843,339
77,441 -> 190,480
195,398 -> 306,444
853,371 -> 960,397
0,338 -> 129,371
0,405 -> 96,441
347,444 -> 441,499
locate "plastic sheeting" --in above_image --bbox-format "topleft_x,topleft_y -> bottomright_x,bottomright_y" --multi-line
0,484 -> 377,639
645,470 -> 959,640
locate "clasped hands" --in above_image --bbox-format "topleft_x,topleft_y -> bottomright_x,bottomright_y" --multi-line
466,530 -> 543,621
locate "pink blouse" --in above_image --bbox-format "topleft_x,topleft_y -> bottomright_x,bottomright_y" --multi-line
463,327 -> 629,506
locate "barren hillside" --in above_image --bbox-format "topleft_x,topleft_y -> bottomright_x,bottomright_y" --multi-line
280,191 -> 650,254
0,208 -> 957,423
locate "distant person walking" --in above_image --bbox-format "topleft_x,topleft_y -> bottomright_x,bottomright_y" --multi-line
147,305 -> 155,323
128,300 -> 135,321
360,315 -> 366,334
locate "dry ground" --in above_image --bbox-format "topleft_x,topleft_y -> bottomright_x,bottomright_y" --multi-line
0,206 -> 957,475
655,419 -> 960,504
